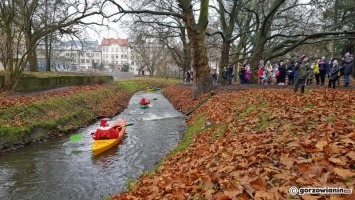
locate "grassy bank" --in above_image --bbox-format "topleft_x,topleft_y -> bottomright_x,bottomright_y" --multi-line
112,85 -> 355,200
0,78 -> 179,151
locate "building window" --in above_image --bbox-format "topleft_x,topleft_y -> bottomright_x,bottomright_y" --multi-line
124,55 -> 127,58
116,55 -> 118,58
116,48 -> 118,52
121,55 -> 123,58
81,59 -> 85,63
111,47 -> 114,52
86,59 -> 90,63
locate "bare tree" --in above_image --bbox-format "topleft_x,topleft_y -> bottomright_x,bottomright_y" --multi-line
105,0 -> 212,97
131,34 -> 170,76
0,0 -> 107,91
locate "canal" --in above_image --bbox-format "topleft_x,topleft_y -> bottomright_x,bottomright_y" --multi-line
0,91 -> 186,200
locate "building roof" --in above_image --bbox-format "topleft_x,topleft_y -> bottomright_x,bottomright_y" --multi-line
101,38 -> 128,47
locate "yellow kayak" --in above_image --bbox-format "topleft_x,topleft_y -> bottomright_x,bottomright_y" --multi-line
92,126 -> 126,156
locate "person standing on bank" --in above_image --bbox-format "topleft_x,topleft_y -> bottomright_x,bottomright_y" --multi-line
227,64 -> 234,84
328,60 -> 340,89
319,57 -> 328,86
294,55 -> 311,93
278,60 -> 287,85
342,52 -> 353,87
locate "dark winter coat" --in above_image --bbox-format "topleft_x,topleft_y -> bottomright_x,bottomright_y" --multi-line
328,65 -> 340,81
278,64 -> 287,77
297,62 -> 311,79
319,60 -> 328,71
343,55 -> 353,75
287,64 -> 295,77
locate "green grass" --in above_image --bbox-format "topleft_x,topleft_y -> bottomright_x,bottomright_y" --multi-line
102,195 -> 111,200
258,112 -> 272,131
170,113 -> 205,155
305,103 -> 313,108
237,105 -> 256,119
117,80 -> 141,92
327,116 -> 334,123
237,101 -> 269,120
124,178 -> 137,190
211,123 -> 226,139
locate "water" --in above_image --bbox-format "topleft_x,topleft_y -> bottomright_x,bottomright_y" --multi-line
0,91 -> 186,200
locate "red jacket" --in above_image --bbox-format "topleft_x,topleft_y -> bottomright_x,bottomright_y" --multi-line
92,127 -> 119,140
139,98 -> 150,105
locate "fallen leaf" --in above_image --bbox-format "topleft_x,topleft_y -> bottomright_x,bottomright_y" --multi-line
216,194 -> 230,200
328,157 -> 347,166
333,168 -> 355,179
301,195 -> 322,200
346,151 -> 355,161
315,140 -> 328,151
250,177 -> 267,191
280,154 -> 295,169
254,191 -> 274,199
330,195 -> 345,200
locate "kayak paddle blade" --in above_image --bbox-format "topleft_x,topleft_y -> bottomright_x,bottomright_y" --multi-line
69,134 -> 84,142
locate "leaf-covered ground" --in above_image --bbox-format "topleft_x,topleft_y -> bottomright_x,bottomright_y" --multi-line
112,85 -> 355,200
0,85 -> 106,109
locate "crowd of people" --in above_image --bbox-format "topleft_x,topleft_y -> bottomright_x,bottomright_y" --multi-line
184,52 -> 353,92
237,53 -> 354,91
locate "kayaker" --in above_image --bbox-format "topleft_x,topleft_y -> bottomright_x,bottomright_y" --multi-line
139,98 -> 150,106
92,119 -> 123,140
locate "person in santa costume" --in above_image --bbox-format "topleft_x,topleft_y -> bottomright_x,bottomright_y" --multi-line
139,97 -> 150,106
92,119 -> 125,140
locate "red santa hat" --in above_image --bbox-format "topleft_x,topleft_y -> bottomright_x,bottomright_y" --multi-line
100,119 -> 108,127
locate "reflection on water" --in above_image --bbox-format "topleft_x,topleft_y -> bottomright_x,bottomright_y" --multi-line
0,91 -> 185,200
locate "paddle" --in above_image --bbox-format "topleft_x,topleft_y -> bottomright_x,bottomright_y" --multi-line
111,123 -> 134,129
69,134 -> 84,142
90,123 -> 134,135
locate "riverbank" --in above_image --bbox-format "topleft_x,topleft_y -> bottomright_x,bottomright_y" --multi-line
0,78 -> 179,152
112,84 -> 355,200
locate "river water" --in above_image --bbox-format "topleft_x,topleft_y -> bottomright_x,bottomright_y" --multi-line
0,91 -> 186,200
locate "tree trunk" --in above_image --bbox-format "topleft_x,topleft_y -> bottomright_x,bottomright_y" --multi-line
4,71 -> 21,92
27,45 -> 38,72
249,48 -> 264,83
218,42 -> 230,81
182,41 -> 191,82
45,34 -> 53,71
190,32 -> 212,97
179,0 -> 212,98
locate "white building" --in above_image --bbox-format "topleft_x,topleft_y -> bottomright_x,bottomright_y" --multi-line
37,40 -> 100,72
